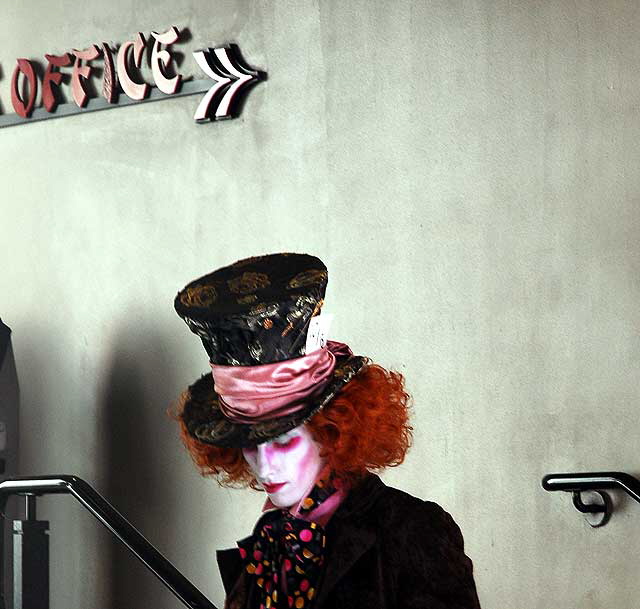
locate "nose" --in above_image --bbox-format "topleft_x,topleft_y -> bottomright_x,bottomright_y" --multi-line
255,444 -> 275,479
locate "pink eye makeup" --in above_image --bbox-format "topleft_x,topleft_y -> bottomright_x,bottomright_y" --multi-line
273,435 -> 301,450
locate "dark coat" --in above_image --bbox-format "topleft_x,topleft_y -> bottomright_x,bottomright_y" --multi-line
217,474 -> 481,609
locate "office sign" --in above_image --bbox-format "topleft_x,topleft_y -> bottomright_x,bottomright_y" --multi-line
0,26 -> 265,129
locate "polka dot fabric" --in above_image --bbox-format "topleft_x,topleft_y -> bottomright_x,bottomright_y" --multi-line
237,478 -> 337,609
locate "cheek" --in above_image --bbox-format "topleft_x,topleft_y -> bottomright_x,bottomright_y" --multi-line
288,442 -> 321,481
298,446 -> 316,471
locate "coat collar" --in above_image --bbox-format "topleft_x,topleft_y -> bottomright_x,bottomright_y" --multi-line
331,472 -> 386,520
314,473 -> 385,606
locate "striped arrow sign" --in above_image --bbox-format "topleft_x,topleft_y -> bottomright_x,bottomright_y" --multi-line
193,45 -> 264,121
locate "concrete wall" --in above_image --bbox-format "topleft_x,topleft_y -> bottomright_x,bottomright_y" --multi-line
2,1 -> 639,607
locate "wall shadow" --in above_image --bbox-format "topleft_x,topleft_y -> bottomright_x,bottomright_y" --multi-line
97,320 -> 198,609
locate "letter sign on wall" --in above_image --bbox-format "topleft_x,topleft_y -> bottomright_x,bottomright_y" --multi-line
0,26 -> 265,129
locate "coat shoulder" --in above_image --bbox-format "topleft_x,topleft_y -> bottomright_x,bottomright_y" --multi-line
370,482 -> 481,608
364,482 -> 465,550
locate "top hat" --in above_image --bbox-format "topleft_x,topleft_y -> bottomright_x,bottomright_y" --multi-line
175,253 -> 366,447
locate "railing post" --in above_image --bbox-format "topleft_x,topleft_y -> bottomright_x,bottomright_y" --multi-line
13,495 -> 49,609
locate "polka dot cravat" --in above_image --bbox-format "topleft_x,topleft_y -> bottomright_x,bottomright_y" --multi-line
238,477 -> 337,609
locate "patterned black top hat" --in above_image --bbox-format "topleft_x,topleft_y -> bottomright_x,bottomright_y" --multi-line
175,253 -> 366,447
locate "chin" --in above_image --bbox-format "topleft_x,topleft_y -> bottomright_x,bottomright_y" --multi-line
268,491 -> 297,508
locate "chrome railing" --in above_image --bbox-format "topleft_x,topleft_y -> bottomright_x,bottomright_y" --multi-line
0,475 -> 218,609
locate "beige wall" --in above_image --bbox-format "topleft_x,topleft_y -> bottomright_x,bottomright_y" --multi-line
2,1 -> 640,607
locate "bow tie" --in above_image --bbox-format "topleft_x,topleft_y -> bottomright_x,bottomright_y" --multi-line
238,509 -> 326,609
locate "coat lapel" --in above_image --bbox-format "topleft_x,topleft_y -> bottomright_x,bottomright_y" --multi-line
315,474 -> 385,606
216,547 -> 243,595
315,518 -> 376,606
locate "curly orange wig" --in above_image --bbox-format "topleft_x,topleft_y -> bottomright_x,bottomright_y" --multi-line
174,363 -> 413,488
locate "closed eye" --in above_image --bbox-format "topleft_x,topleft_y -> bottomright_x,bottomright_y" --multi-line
274,436 -> 301,450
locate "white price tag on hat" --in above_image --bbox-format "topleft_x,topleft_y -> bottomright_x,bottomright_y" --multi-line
305,314 -> 333,354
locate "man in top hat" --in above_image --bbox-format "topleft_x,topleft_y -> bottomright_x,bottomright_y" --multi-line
174,253 -> 481,609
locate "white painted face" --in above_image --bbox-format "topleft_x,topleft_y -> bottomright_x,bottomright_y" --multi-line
242,424 -> 325,509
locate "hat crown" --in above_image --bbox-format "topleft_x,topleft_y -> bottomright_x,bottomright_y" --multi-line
174,253 -> 328,365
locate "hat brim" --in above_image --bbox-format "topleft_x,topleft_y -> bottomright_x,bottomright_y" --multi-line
181,354 -> 368,447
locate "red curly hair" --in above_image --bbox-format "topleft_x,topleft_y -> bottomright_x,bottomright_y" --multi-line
174,363 -> 413,488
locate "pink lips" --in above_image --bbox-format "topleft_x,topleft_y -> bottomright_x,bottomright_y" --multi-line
263,482 -> 286,493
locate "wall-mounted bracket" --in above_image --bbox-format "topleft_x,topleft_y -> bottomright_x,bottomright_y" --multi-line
571,490 -> 611,527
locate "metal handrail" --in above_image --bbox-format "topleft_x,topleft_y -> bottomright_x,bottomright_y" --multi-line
542,471 -> 640,503
0,475 -> 218,609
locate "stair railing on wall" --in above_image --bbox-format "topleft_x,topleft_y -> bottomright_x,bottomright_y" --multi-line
542,471 -> 640,528
0,475 -> 218,609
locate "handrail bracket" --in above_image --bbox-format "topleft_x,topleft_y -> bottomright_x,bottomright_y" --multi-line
542,471 -> 639,528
